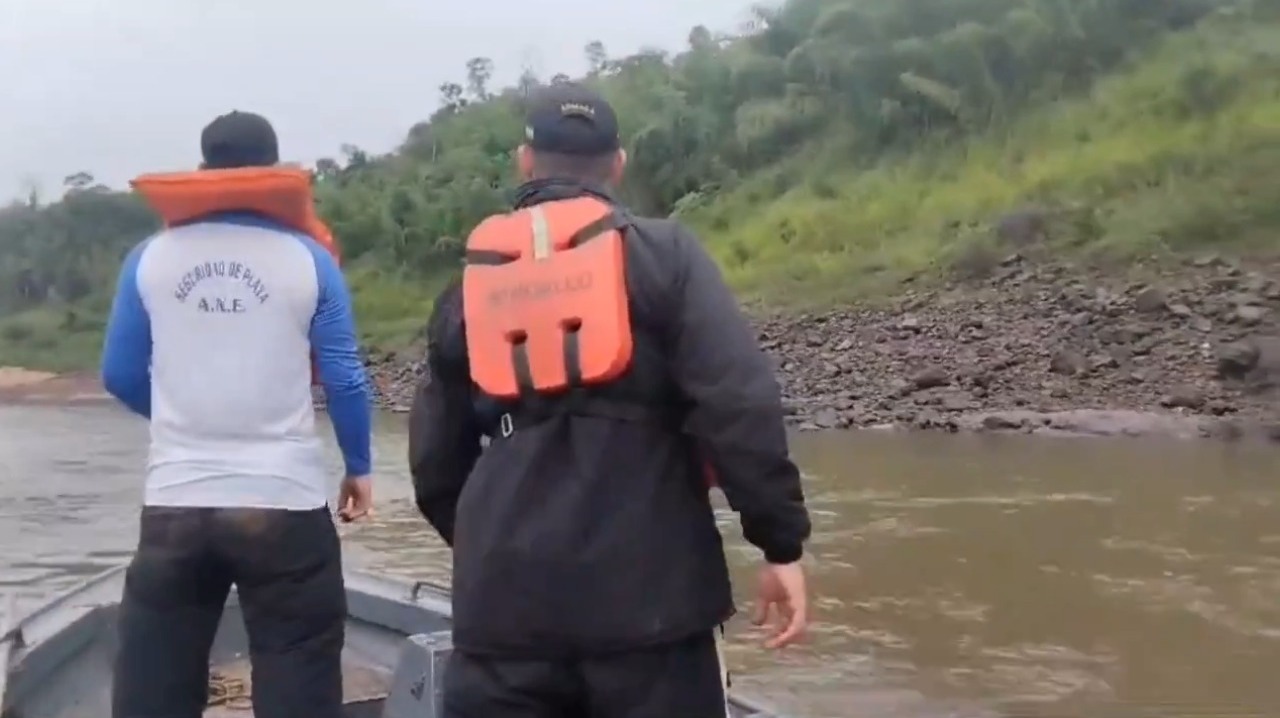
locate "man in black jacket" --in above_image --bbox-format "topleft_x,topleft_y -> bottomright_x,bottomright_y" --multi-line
409,83 -> 811,718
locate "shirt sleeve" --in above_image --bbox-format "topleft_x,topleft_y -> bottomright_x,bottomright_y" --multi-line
307,243 -> 373,477
663,223 -> 811,564
100,240 -> 153,417
408,280 -> 484,546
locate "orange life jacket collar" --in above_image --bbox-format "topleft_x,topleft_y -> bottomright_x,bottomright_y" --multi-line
130,166 -> 340,386
129,167 -> 336,255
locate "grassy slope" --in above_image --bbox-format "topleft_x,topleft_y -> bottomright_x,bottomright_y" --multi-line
353,14 -> 1280,332
0,300 -> 110,373
694,15 -> 1280,304
2,15 -> 1276,371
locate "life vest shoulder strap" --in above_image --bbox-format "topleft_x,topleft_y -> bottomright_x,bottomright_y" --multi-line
464,196 -> 632,266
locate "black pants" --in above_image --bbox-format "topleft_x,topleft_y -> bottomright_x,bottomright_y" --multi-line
443,630 -> 730,718
112,506 -> 346,718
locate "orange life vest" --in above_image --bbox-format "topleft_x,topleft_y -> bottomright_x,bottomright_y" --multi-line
130,167 -> 340,385
462,195 -> 632,398
461,195 -> 719,487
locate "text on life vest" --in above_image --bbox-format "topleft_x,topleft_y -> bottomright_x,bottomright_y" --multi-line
486,271 -> 593,308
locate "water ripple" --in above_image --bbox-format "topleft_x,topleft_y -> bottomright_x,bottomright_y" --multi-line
4,406 -> 1280,717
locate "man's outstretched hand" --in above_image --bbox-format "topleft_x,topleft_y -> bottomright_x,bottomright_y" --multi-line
752,561 -> 809,649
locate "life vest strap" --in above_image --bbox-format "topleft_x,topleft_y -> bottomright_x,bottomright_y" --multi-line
506,313 -> 593,401
464,208 -> 631,266
489,394 -> 675,438
563,208 -> 631,249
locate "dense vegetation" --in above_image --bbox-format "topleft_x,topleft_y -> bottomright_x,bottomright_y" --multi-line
3,0 -> 1278,370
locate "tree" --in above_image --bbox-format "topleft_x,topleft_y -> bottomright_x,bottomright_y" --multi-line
19,175 -> 41,208
688,25 -> 714,50
63,172 -> 94,191
339,144 -> 369,168
314,157 -> 342,181
465,57 -> 494,100
438,82 -> 465,112
517,67 -> 540,97
584,41 -> 608,75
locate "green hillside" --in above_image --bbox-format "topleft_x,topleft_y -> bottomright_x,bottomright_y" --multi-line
2,0 -> 1278,371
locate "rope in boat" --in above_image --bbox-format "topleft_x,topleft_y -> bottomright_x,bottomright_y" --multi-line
206,669 -> 252,710
200,516 -> 385,712
199,512 -> 444,712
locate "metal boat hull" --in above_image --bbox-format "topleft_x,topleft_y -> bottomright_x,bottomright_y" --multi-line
1,566 -> 781,717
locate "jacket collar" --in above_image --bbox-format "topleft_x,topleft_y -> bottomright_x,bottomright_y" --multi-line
512,178 -> 618,209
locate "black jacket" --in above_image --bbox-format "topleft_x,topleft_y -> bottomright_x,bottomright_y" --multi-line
409,180 -> 810,656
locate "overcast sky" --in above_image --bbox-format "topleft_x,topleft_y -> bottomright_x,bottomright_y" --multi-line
0,0 -> 752,200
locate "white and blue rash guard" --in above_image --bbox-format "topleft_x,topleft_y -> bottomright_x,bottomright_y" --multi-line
100,213 -> 373,510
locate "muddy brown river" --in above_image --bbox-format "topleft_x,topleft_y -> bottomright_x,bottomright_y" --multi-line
2,404 -> 1278,717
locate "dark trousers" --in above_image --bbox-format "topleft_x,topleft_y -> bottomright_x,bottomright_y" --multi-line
112,506 -> 346,718
443,630 -> 730,718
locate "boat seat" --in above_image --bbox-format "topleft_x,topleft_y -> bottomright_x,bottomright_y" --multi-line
380,630 -> 453,718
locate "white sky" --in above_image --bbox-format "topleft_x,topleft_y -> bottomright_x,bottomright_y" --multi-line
0,0 -> 753,199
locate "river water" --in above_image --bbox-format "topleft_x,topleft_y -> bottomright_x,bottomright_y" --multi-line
2,404 -> 1278,717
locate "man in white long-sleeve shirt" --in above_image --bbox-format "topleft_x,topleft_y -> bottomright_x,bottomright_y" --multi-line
101,111 -> 374,718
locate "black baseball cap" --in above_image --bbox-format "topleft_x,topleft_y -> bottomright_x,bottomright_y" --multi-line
200,111 -> 279,169
524,83 -> 619,156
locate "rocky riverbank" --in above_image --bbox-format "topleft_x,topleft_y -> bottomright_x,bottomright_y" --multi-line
366,253 -> 1280,441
